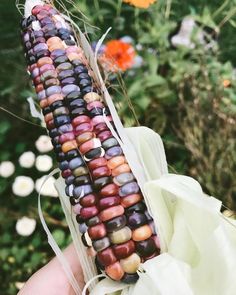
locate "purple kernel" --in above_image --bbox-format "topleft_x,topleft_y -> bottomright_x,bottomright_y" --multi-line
62,84 -> 80,95
58,123 -> 73,134
37,90 -> 46,100
119,181 -> 139,197
33,42 -> 48,53
51,49 -> 66,60
105,146 -> 123,159
46,85 -> 62,96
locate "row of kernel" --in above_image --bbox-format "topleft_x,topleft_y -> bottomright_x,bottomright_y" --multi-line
80,91 -> 159,282
21,5 -> 94,206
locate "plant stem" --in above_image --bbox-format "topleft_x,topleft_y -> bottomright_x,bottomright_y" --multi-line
165,0 -> 172,19
94,0 -> 103,23
212,0 -> 229,18
218,7 -> 236,29
134,7 -> 140,34
116,0 -> 122,17
0,107 -> 43,128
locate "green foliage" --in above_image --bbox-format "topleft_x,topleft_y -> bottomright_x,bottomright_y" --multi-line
0,0 -> 236,294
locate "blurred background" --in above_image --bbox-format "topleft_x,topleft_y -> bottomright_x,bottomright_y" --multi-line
0,0 -> 236,293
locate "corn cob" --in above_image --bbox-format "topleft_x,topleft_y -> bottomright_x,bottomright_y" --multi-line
21,3 -> 160,284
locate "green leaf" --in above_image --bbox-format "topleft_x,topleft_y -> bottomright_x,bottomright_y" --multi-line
0,248 -> 9,260
135,96 -> 150,110
15,142 -> 26,154
0,121 -> 11,135
229,19 -> 236,28
127,80 -> 144,98
145,53 -> 159,76
52,229 -> 66,247
144,75 -> 166,88
1,233 -> 12,244
30,252 -> 43,267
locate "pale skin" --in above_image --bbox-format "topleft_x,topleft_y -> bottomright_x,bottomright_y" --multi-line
18,244 -> 86,295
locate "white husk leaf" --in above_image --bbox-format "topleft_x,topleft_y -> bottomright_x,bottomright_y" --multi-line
27,97 -> 44,122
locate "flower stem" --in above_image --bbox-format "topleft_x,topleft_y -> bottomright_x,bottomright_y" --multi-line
116,0 -> 122,17
165,0 -> 172,19
218,7 -> 236,29
212,0 -> 230,18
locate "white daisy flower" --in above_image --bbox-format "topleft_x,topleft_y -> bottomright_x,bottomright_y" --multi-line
0,161 -> 15,178
16,216 -> 36,236
35,155 -> 53,172
35,135 -> 53,153
19,151 -> 35,168
12,176 -> 34,197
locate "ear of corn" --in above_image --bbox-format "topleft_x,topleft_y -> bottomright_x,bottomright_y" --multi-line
21,3 -> 160,283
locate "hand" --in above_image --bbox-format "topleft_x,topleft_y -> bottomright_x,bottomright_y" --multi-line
18,243 -> 85,295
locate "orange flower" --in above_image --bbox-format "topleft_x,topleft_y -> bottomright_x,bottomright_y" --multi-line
103,40 -> 136,72
223,79 -> 231,88
123,0 -> 156,8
